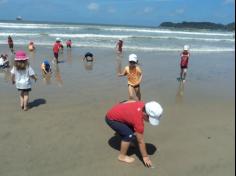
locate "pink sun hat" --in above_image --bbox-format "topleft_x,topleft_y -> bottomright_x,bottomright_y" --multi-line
15,50 -> 29,61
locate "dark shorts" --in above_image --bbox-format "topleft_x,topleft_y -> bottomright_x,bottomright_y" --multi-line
54,52 -> 59,59
128,84 -> 140,89
67,45 -> 71,48
18,88 -> 31,92
105,117 -> 135,142
181,66 -> 188,69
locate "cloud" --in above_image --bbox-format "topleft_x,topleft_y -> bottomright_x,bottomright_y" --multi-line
223,0 -> 235,4
88,2 -> 99,11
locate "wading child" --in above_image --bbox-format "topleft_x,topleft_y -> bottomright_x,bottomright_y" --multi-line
41,59 -> 51,77
180,45 -> 190,82
11,50 -> 37,111
118,54 -> 142,100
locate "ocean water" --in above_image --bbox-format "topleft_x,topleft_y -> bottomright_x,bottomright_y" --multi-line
0,21 -> 235,52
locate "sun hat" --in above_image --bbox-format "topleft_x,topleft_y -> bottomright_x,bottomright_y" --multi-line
129,54 -> 138,63
145,101 -> 163,126
184,45 -> 189,51
14,50 -> 29,61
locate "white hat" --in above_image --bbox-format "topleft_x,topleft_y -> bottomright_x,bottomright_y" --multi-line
184,45 -> 189,51
56,37 -> 61,42
145,101 -> 163,126
129,54 -> 138,63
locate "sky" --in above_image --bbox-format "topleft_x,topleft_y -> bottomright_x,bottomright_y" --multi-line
0,0 -> 235,26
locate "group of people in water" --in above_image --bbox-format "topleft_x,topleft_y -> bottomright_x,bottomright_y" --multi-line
1,36 -> 190,168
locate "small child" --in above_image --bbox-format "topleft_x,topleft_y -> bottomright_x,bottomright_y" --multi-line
41,59 -> 51,77
0,54 -> 9,69
53,38 -> 64,63
180,45 -> 190,82
11,50 -> 37,111
28,41 -> 36,52
66,39 -> 72,48
116,39 -> 123,54
83,52 -> 95,62
118,54 -> 142,100
8,35 -> 14,53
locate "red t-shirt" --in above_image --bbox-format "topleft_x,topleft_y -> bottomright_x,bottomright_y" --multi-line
53,42 -> 61,53
106,101 -> 145,134
180,51 -> 190,67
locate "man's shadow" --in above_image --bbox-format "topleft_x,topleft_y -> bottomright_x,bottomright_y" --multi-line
28,98 -> 46,109
108,135 -> 157,163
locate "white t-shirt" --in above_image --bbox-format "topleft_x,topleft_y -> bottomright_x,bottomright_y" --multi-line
11,66 -> 35,89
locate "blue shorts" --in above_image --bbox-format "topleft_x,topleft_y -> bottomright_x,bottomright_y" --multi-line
105,117 -> 135,142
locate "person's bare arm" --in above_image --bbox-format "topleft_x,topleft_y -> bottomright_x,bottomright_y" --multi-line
136,132 -> 153,167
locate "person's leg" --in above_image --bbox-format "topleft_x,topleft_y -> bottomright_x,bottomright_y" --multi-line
183,69 -> 187,81
118,141 -> 135,163
180,68 -> 184,80
23,91 -> 29,111
105,118 -> 135,163
134,86 -> 141,101
20,91 -> 24,109
128,85 -> 135,100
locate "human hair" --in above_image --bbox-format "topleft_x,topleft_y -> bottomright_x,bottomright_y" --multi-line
14,60 -> 29,70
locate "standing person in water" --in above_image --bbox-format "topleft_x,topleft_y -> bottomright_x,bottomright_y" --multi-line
118,54 -> 142,100
116,39 -> 123,54
8,36 -> 14,53
179,45 -> 190,83
53,38 -> 63,64
11,50 -> 37,111
66,39 -> 72,48
28,41 -> 36,52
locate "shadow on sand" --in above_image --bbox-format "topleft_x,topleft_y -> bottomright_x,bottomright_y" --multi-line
28,98 -> 46,109
108,135 -> 157,164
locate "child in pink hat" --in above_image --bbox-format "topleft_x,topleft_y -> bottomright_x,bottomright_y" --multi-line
11,50 -> 37,111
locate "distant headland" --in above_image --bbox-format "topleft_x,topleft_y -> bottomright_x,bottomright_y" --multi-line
159,21 -> 235,31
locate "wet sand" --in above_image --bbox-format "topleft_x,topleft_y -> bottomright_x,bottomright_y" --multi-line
0,44 -> 235,176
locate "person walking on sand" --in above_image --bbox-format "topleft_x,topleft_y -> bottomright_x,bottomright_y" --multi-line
179,45 -> 190,83
116,39 -> 123,54
11,50 -> 37,111
8,36 -> 14,53
105,100 -> 163,167
118,54 -> 142,100
66,39 -> 72,48
53,38 -> 63,63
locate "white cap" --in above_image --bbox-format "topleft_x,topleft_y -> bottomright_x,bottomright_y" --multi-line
56,37 -> 61,42
129,54 -> 138,63
145,101 -> 163,126
184,45 -> 189,51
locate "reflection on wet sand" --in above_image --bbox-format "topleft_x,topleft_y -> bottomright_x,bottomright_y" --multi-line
53,64 -> 63,86
83,60 -> 94,71
0,68 -> 11,83
175,81 -> 185,104
42,72 -> 52,85
116,53 -> 123,74
66,48 -> 72,64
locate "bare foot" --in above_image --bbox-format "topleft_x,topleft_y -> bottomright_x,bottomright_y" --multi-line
118,155 -> 135,164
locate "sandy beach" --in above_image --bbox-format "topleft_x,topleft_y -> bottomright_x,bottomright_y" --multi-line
0,44 -> 235,176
